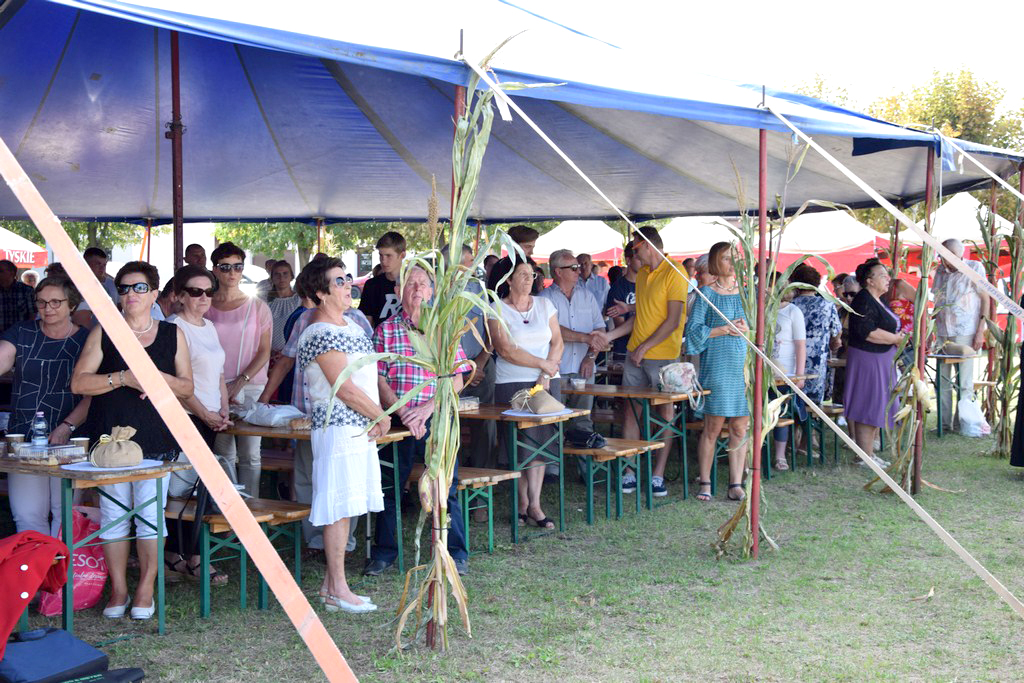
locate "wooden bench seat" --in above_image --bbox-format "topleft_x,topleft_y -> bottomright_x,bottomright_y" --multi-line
165,497 -> 275,534
974,380 -> 997,390
564,437 -> 664,461
565,438 -> 665,522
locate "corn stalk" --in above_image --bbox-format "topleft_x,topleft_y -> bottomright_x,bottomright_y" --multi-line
978,201 -> 1024,458
713,161 -> 846,557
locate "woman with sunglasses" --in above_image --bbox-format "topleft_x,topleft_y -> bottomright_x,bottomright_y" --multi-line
205,242 -> 272,496
72,261 -> 194,619
297,257 -> 387,613
487,256 -> 563,530
164,264 -> 232,585
0,275 -> 91,537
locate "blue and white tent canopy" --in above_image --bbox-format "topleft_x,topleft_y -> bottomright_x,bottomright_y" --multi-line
0,0 -> 1020,224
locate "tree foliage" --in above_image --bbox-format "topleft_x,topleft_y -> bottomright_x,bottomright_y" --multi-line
0,220 -> 158,252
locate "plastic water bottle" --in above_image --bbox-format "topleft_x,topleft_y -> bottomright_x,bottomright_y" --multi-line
30,412 -> 48,447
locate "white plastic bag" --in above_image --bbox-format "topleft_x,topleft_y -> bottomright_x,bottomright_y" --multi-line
241,402 -> 305,428
958,396 -> 990,437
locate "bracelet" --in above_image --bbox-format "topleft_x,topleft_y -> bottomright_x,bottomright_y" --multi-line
241,373 -> 251,383
119,370 -> 126,387
107,373 -> 113,388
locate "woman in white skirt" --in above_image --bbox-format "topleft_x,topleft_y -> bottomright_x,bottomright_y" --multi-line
297,257 -> 389,614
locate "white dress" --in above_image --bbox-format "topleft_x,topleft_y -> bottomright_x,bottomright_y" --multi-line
297,321 -> 384,526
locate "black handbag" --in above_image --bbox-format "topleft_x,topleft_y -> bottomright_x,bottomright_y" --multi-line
0,628 -> 107,683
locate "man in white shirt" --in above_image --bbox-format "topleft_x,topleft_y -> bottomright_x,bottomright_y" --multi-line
577,253 -> 609,309
932,238 -> 989,431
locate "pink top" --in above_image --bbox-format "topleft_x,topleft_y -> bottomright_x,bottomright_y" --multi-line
205,297 -> 272,385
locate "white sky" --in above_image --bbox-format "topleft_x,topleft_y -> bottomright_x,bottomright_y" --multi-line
536,0 -> 1024,113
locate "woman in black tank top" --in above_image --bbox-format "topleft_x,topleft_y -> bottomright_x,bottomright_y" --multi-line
71,262 -> 193,620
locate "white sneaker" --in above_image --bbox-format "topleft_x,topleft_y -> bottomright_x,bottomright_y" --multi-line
837,416 -> 848,427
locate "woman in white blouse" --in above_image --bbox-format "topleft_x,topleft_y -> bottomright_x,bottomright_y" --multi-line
488,257 -> 563,530
166,264 -> 232,584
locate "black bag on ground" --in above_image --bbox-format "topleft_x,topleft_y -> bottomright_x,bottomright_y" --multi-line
0,628 -> 107,683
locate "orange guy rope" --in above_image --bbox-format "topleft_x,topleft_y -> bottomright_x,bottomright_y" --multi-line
0,134 -> 357,682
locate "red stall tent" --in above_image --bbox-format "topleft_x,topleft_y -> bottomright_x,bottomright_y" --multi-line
900,192 -> 1013,271
661,216 -> 737,258
0,226 -> 46,268
531,220 -> 624,264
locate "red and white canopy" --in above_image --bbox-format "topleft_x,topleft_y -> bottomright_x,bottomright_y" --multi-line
0,226 -> 46,268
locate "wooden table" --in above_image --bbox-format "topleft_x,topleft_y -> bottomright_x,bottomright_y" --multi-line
928,354 -> 982,438
225,420 -> 412,571
561,385 -> 709,505
773,373 -> 818,386
0,458 -> 191,635
459,404 -> 588,543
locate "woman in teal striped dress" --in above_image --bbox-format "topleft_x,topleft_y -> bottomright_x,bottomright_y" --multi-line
685,242 -> 750,502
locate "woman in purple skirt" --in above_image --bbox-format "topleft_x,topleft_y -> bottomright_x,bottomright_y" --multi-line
845,258 -> 907,465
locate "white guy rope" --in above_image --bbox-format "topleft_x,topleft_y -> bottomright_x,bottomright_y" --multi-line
465,57 -> 1024,619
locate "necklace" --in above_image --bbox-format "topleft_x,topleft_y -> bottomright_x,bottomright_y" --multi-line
42,319 -> 74,340
509,297 -> 531,324
129,318 -> 154,336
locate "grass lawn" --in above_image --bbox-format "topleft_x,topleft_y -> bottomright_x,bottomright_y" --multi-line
15,417 -> 1024,682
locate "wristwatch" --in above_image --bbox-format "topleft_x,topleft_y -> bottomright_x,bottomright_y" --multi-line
240,373 -> 251,383
61,420 -> 76,433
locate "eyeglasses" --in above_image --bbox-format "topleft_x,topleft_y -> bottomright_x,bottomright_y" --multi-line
215,263 -> 245,273
35,298 -> 67,310
182,286 -> 215,298
516,270 -> 539,280
116,282 -> 152,295
842,292 -> 856,299
557,264 -> 580,272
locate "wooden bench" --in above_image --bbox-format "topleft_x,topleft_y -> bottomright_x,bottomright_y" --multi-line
165,497 -> 310,617
408,464 -> 521,554
974,380 -> 997,391
564,438 -> 664,522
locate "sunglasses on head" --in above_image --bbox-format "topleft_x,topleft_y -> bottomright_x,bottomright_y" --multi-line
215,263 -> 245,273
183,286 -> 216,298
116,282 -> 152,295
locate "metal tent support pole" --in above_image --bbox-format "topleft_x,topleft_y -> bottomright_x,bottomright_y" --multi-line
144,218 -> 152,263
985,181 -> 998,421
913,148 -> 935,496
315,217 -> 323,256
751,129 -> 767,559
166,31 -> 185,268
891,201 -> 902,278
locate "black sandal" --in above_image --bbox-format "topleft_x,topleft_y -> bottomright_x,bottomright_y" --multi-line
186,559 -> 229,586
163,555 -> 186,583
727,482 -> 746,501
696,480 -> 712,502
528,515 -> 555,530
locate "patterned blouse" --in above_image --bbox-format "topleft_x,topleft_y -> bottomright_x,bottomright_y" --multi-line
298,323 -> 375,430
790,294 -> 841,404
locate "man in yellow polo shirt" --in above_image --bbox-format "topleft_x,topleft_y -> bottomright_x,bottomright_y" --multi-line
600,226 -> 688,497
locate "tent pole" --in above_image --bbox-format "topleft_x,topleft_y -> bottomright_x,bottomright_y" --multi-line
751,129 -> 767,559
316,217 -> 323,256
449,85 -> 467,248
143,218 -> 152,263
913,148 -> 935,496
167,31 -> 185,268
985,181 -> 998,422
891,202 -> 901,279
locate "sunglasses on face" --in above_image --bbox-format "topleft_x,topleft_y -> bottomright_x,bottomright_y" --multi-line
35,298 -> 67,310
334,276 -> 350,287
183,286 -> 216,298
215,263 -> 245,273
116,282 -> 152,295
557,264 -> 580,272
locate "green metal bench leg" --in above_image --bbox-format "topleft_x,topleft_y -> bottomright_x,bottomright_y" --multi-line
156,476 -> 165,635
557,424 -> 565,532
508,422 -> 519,544
584,456 -> 595,525
258,523 -> 269,611
614,459 -> 624,519
293,521 -> 302,583
61,479 -> 73,632
239,534 -> 248,611
199,522 -> 211,619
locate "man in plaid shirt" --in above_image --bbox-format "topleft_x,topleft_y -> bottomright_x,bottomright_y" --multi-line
365,266 -> 472,576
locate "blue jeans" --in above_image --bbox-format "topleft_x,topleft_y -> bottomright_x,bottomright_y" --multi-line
371,421 -> 468,564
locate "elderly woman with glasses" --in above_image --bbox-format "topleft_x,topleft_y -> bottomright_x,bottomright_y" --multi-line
205,242 -> 272,495
488,256 -> 564,530
0,276 -> 91,537
72,261 -> 194,620
163,264 -> 232,585
844,258 -> 907,466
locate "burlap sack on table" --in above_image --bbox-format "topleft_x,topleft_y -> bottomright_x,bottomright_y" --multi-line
510,385 -> 565,414
90,426 -> 144,468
